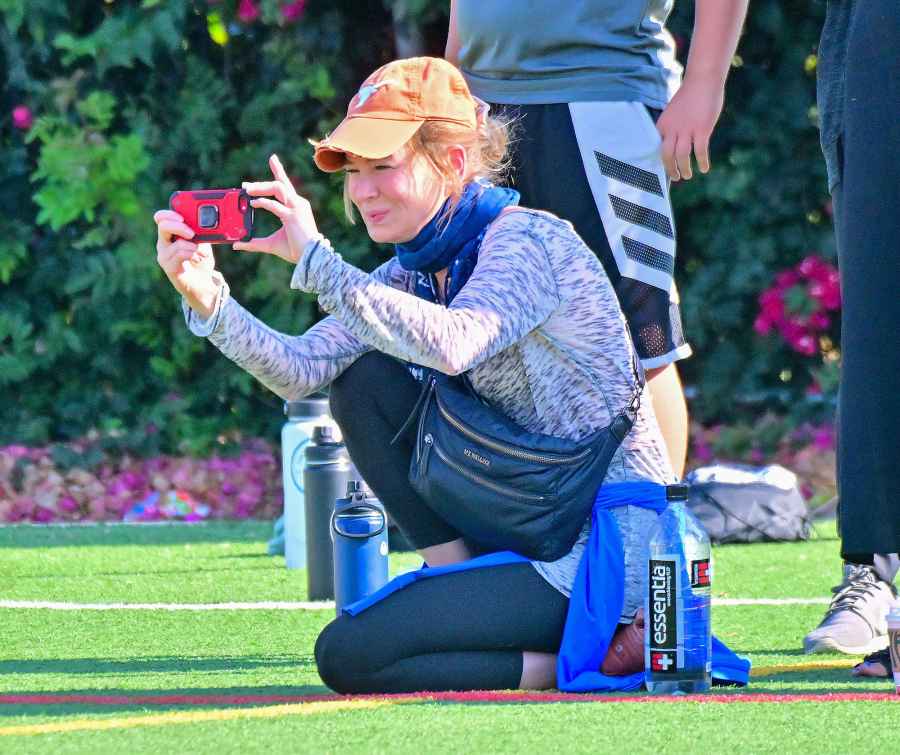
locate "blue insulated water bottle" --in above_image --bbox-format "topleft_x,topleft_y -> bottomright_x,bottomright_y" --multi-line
281,396 -> 334,569
331,480 -> 389,614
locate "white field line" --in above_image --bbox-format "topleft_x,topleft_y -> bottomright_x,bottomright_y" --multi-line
0,597 -> 830,611
713,597 -> 830,606
0,600 -> 336,611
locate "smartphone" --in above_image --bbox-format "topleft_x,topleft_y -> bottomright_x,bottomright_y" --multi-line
169,188 -> 254,243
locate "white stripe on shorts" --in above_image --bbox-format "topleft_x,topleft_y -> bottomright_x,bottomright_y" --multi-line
568,101 -> 676,294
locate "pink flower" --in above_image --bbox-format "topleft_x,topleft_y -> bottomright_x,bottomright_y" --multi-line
792,334 -> 818,356
32,506 -> 55,523
237,0 -> 260,22
812,426 -> 835,451
12,105 -> 33,131
808,311 -> 830,330
58,496 -> 79,512
775,270 -> 800,288
798,255 -> 828,280
281,0 -> 307,22
692,440 -> 713,464
753,314 -> 773,336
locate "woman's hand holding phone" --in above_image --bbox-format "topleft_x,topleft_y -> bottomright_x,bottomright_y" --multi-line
235,154 -> 321,264
154,210 -> 221,320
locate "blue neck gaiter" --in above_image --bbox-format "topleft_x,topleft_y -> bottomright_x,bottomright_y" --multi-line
395,181 -> 519,304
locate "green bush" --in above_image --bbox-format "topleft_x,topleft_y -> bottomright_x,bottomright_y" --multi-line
666,1 -> 835,422
1,0 -> 833,455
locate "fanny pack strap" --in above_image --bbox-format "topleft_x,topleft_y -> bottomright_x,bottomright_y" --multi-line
391,339 -> 645,448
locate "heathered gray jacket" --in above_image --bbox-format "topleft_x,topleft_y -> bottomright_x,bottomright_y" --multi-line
186,208 -> 675,618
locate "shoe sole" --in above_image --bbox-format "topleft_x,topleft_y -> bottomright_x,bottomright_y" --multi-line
803,635 -> 889,655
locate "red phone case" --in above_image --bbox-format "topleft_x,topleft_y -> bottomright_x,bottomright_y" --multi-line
169,189 -> 254,243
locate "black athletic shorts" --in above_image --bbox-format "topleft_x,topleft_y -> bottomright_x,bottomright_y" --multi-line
493,101 -> 691,370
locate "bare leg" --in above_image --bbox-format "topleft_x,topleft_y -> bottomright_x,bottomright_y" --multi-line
646,363 -> 688,479
519,651 -> 558,689
419,537 -> 473,567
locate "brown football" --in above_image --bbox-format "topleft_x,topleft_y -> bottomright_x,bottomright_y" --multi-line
600,608 -> 646,676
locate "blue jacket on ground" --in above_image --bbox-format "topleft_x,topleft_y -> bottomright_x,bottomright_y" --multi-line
344,481 -> 751,691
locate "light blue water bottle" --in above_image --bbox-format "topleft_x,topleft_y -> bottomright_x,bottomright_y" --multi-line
331,480 -> 389,615
280,396 -> 334,569
644,484 -> 712,694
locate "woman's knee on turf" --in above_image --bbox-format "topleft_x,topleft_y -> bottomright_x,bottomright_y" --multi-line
314,615 -> 379,694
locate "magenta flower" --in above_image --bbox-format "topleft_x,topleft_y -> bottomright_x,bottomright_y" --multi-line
693,440 -> 713,463
755,255 -> 840,356
32,506 -> 54,523
237,0 -> 260,22
282,0 -> 307,21
12,105 -> 33,131
793,334 -> 817,356
753,314 -> 772,335
774,270 -> 800,288
812,426 -> 835,451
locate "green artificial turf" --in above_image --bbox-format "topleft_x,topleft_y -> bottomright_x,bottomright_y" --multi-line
0,520 -> 896,754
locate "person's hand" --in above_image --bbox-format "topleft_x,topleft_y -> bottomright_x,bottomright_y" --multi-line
655,75 -> 725,181
235,154 -> 321,264
154,209 -> 220,317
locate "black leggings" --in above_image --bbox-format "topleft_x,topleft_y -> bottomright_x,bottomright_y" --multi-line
318,352 -> 569,693
831,0 -> 900,556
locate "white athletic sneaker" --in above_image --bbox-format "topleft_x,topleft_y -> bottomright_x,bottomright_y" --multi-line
803,563 -> 897,655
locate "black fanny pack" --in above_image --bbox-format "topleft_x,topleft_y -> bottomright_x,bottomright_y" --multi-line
395,369 -> 641,562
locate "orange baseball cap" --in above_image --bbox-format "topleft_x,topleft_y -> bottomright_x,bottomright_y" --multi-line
312,57 -> 478,173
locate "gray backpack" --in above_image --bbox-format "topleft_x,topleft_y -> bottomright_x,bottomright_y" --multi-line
684,464 -> 813,544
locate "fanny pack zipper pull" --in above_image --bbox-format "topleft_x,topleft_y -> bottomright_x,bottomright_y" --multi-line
391,372 -> 435,446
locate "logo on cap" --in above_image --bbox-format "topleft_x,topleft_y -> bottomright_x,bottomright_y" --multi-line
355,81 -> 394,109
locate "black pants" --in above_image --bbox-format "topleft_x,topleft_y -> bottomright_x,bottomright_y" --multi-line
827,0 -> 900,556
316,352 -> 569,693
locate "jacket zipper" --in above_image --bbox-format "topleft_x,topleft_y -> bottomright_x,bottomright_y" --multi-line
435,393 -> 592,465
415,376 -> 437,463
427,436 -> 547,503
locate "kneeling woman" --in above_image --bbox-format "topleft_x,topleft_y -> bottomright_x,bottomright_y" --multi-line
154,58 -> 674,692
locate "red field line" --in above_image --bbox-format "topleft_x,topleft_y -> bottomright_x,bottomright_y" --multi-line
1,691 -> 896,706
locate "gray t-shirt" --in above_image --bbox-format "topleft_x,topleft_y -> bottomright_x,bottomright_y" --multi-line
455,0 -> 682,108
185,208 -> 674,618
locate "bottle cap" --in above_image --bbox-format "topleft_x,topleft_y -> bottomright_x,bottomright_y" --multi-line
284,394 -> 330,419
666,483 -> 690,501
312,425 -> 340,445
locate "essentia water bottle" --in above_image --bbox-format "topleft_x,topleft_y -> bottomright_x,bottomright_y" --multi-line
644,483 -> 712,694
281,396 -> 335,569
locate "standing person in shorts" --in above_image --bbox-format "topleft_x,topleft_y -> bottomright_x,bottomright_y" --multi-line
447,0 -> 748,477
802,0 -> 899,677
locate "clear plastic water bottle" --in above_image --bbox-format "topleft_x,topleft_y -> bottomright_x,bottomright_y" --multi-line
644,483 -> 712,694
281,396 -> 335,569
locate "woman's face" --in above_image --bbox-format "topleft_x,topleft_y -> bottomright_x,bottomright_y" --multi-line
344,146 -> 448,244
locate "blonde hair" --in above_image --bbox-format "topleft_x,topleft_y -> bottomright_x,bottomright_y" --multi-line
342,113 -> 516,224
